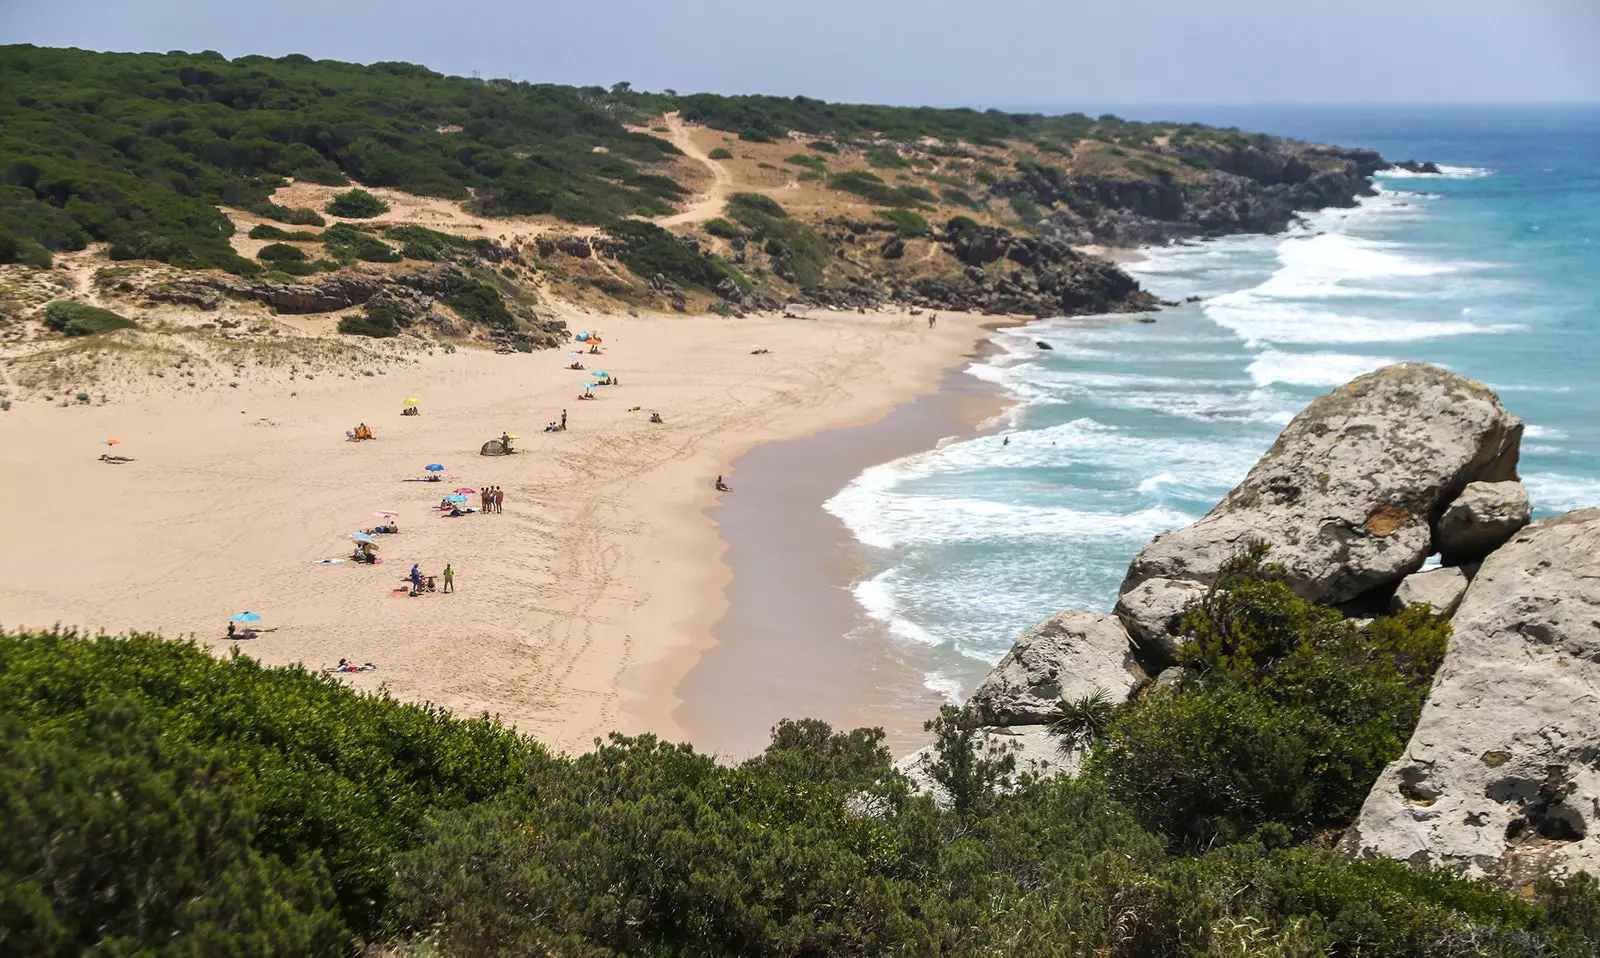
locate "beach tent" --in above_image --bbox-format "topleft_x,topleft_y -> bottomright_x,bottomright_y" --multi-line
481,440 -> 509,456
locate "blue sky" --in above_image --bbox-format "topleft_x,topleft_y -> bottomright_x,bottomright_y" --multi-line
3,0 -> 1597,106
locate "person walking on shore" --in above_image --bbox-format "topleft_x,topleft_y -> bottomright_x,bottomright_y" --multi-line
442,563 -> 454,593
560,409 -> 568,431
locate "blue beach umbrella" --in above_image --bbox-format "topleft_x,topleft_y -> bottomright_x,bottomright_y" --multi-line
349,532 -> 377,544
425,463 -> 445,472
445,493 -> 468,504
592,370 -> 609,377
231,611 -> 261,623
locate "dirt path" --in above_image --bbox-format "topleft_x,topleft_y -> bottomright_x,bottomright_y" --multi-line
654,113 -> 734,228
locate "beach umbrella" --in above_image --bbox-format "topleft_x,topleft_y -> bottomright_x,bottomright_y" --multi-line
506,433 -> 519,440
425,463 -> 445,472
568,351 -> 583,357
349,532 -> 377,544
103,437 -> 120,446
592,370 -> 609,377
231,611 -> 261,623
445,494 -> 468,504
454,487 -> 477,494
403,398 -> 421,406
575,332 -> 590,342
374,511 -> 399,518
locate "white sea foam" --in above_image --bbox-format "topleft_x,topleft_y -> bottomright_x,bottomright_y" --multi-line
1377,164 -> 1493,179
852,569 -> 939,645
1247,349 -> 1398,388
1522,473 -> 1600,514
922,671 -> 966,704
1524,424 -> 1569,440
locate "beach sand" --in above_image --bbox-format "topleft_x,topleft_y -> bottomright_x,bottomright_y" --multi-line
679,363 -> 1007,760
0,308 -> 996,752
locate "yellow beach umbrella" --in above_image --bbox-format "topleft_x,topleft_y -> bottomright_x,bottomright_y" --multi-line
403,397 -> 421,406
506,433 -> 519,440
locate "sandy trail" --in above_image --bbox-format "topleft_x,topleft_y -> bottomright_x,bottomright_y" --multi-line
654,114 -> 735,228
0,308 -> 996,752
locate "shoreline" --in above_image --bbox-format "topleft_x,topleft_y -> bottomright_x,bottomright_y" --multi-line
675,354 -> 1011,759
0,307 -> 1008,753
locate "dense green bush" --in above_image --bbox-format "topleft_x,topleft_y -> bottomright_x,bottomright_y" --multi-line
940,187 -> 982,210
1009,194 -> 1043,223
0,629 -> 539,943
1088,545 -> 1451,848
249,223 -> 320,241
866,147 -> 910,169
319,223 -> 400,263
702,216 -> 739,239
257,242 -> 308,262
324,188 -> 389,218
384,224 -> 470,261
707,147 -> 734,160
337,305 -> 400,337
783,152 -> 826,171
806,139 -> 839,154
874,207 -> 929,237
605,219 -> 746,293
443,274 -> 517,330
41,299 -> 136,336
725,194 -> 831,287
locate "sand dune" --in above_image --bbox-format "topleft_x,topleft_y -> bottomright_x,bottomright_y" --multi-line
0,308 -> 994,751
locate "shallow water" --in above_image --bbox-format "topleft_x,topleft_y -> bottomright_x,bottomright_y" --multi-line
825,106 -> 1600,701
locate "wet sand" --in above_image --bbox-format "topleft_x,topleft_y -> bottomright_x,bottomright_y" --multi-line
677,359 -> 1006,760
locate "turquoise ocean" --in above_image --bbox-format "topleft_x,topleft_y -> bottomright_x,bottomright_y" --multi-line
823,106 -> 1600,701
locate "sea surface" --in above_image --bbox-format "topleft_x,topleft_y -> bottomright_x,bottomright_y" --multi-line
824,105 -> 1600,702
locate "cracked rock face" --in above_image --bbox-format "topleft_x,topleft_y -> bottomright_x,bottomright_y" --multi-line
1116,363 -> 1522,663
1435,480 -> 1532,564
1339,509 -> 1600,883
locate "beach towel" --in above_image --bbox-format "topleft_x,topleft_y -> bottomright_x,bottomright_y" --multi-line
314,558 -> 346,565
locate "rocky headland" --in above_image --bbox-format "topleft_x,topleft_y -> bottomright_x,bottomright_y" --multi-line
906,363 -> 1600,886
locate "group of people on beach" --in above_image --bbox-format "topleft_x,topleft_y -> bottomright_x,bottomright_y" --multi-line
405,562 -> 454,596
544,409 -> 569,433
481,486 -> 504,513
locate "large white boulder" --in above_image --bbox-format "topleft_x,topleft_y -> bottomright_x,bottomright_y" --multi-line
1434,480 -> 1531,564
1340,509 -> 1600,883
966,610 -> 1146,726
1118,363 -> 1522,663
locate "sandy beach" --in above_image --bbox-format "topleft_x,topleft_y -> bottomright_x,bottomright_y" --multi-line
0,307 -> 996,752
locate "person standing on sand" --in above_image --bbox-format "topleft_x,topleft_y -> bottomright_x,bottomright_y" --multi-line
495,487 -> 504,513
561,409 -> 567,431
928,314 -> 937,329
443,563 -> 454,593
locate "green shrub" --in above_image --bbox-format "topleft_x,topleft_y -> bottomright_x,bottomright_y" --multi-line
325,188 -> 390,218
1087,545 -> 1451,848
605,219 -> 746,292
866,147 -> 910,169
826,170 -> 933,208
41,300 -> 137,336
444,276 -> 517,330
0,629 -> 539,941
784,153 -> 826,171
384,224 -> 470,261
806,139 -> 839,154
257,242 -> 308,262
707,147 -> 734,160
1009,195 -> 1043,223
726,192 -> 787,219
338,306 -> 400,337
703,217 -> 739,239
873,208 -> 929,237
724,194 -> 830,287
319,223 -> 400,263
249,223 -> 320,241
267,260 -> 323,277
940,188 -> 982,210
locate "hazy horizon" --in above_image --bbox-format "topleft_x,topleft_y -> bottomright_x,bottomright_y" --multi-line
3,0 -> 1597,108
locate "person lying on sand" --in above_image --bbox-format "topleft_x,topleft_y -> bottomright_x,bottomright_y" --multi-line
401,406 -> 420,417
328,658 -> 378,673
98,454 -> 134,463
226,621 -> 278,640
442,505 -> 477,517
715,475 -> 732,492
578,390 -> 596,400
568,361 -> 585,370
403,475 -> 443,482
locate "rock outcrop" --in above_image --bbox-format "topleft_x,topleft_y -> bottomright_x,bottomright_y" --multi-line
1340,509 -> 1600,883
1390,566 -> 1472,617
967,611 -> 1146,727
1117,363 -> 1523,664
1435,480 -> 1531,564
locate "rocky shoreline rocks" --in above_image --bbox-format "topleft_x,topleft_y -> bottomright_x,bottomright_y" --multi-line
915,362 -> 1599,886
